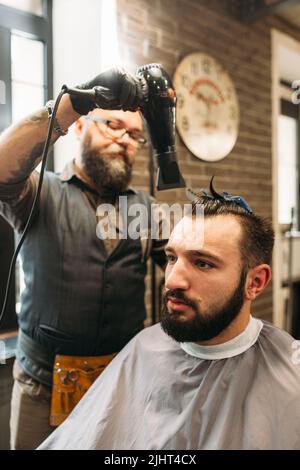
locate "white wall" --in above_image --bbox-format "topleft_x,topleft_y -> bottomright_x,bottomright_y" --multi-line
52,0 -> 103,172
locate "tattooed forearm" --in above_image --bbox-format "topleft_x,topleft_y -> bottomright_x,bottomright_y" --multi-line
24,109 -> 48,125
0,95 -> 79,184
5,138 -> 57,183
0,110 -> 59,183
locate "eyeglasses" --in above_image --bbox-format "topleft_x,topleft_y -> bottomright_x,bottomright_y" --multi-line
85,116 -> 147,146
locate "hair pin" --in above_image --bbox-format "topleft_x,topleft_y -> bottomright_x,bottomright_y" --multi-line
186,177 -> 253,214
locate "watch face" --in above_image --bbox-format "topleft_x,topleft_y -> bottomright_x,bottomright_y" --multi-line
174,52 -> 239,162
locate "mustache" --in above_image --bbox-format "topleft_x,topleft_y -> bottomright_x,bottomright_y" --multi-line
109,153 -> 132,169
103,143 -> 131,163
164,289 -> 198,310
96,149 -> 130,164
83,141 -> 131,166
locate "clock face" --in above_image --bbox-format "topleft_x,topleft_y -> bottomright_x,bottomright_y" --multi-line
173,53 -> 239,162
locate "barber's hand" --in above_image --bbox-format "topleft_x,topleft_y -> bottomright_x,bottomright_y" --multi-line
69,68 -> 146,115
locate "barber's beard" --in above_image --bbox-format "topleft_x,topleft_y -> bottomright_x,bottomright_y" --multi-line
81,140 -> 132,195
161,269 -> 247,343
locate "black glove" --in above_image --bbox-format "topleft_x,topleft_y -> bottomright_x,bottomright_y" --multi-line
69,67 -> 147,115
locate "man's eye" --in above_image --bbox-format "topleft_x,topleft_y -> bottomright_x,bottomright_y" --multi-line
166,254 -> 176,263
107,121 -> 122,130
196,260 -> 213,269
128,132 -> 144,142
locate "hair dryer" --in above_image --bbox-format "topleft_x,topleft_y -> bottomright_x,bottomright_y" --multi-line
136,63 -> 185,191
66,63 -> 186,191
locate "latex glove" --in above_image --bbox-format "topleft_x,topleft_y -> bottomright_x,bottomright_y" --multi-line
69,67 -> 146,115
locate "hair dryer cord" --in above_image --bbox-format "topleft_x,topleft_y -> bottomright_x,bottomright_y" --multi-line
0,86 -> 67,328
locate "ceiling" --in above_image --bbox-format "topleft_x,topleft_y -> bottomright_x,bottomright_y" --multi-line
278,2 -> 300,28
230,0 -> 300,26
229,1 -> 300,82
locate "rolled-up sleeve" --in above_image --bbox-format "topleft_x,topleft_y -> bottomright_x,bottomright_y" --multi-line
0,172 -> 38,232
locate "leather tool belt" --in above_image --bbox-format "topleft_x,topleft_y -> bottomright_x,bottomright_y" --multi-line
50,353 -> 116,426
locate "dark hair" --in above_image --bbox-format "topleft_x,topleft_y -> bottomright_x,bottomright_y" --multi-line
191,181 -> 274,269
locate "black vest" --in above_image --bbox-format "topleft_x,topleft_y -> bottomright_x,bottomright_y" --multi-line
17,172 -> 152,386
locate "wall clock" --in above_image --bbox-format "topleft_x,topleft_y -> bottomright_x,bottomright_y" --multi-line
173,52 -> 239,162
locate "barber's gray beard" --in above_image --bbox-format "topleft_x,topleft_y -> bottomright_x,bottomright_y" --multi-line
82,149 -> 132,195
160,270 -> 247,343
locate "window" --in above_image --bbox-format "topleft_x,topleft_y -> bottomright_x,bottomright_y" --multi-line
0,1 -> 52,129
11,33 -> 45,122
278,97 -> 299,228
0,0 -> 43,16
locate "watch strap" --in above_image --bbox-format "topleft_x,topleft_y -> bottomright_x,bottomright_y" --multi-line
45,100 -> 68,136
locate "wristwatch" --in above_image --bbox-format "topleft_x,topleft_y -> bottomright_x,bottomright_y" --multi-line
45,100 -> 68,136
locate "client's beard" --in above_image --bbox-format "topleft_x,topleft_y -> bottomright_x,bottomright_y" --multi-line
81,142 -> 132,195
161,269 -> 247,343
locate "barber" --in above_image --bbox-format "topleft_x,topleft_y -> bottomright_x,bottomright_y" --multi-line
0,68 -> 166,450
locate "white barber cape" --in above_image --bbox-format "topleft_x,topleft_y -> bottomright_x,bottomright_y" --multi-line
39,317 -> 300,450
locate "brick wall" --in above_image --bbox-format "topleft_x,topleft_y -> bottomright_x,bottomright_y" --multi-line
117,0 -> 300,323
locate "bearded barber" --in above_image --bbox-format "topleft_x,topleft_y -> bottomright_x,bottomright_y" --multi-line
0,68 -> 166,450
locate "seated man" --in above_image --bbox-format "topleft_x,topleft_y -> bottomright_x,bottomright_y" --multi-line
38,181 -> 300,450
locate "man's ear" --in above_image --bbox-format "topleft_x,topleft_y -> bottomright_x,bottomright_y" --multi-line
74,116 -> 86,138
245,264 -> 272,301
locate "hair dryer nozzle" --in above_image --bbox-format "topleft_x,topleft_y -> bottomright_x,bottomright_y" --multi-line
136,64 -> 186,191
156,152 -> 186,191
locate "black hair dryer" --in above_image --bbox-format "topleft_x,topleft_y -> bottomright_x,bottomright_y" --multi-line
137,64 -> 186,191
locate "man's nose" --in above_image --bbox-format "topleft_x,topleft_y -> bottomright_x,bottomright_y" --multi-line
165,260 -> 190,291
115,131 -> 130,145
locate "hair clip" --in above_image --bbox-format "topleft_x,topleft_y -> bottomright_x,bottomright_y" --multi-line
222,191 -> 253,213
187,177 -> 253,214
